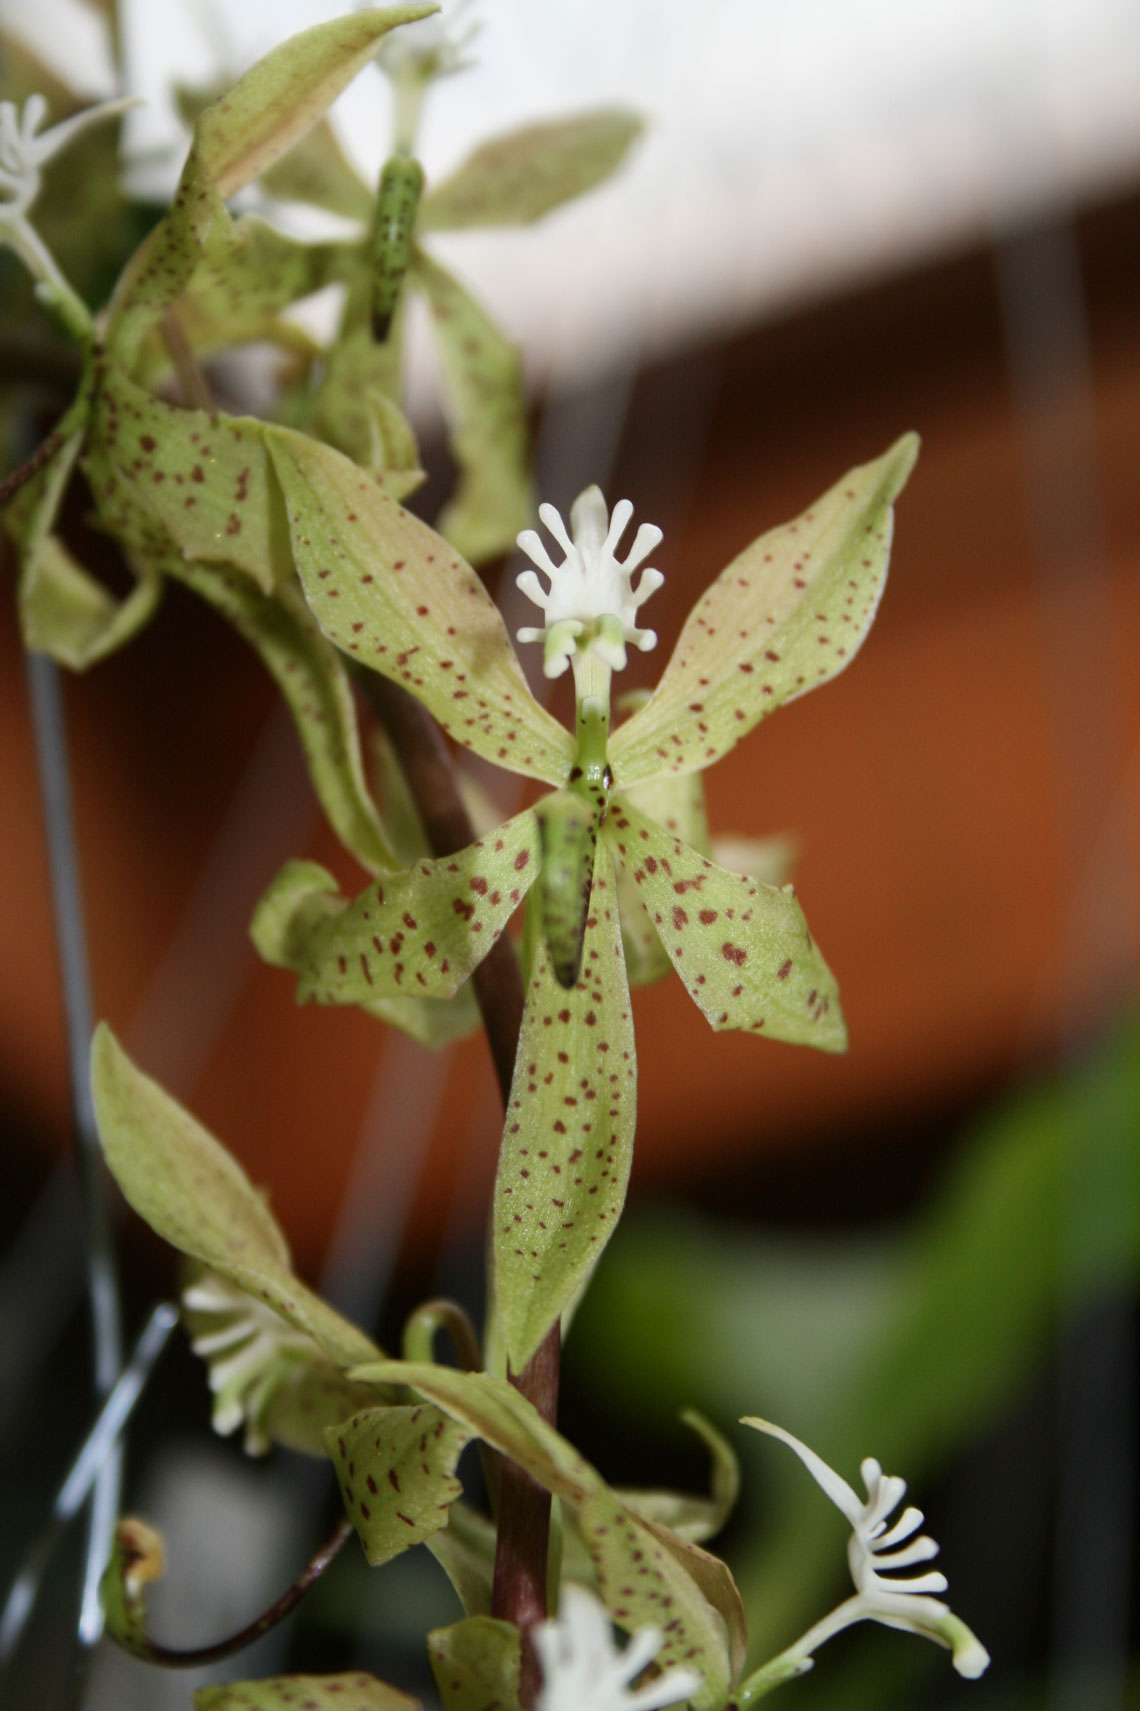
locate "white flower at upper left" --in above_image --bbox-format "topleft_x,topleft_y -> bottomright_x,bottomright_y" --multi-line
534,1583 -> 701,1711
0,93 -> 133,222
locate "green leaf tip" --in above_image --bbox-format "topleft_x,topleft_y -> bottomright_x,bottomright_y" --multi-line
90,1024 -> 379,1371
197,6 -> 441,202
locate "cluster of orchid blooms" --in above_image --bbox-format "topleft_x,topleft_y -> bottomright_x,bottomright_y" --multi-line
0,5 -> 989,1707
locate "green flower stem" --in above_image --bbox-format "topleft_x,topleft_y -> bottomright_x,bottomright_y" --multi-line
357,673 -> 558,1705
402,1298 -> 483,1371
8,218 -> 93,344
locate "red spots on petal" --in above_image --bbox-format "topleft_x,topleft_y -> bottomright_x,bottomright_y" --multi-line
777,958 -> 792,980
699,908 -> 717,925
672,906 -> 688,930
722,943 -> 747,967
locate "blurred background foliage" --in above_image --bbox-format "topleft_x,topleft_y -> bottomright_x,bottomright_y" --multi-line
1,1 -> 1139,1707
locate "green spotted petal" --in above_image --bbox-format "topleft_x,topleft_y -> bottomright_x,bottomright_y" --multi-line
609,435 -> 919,785
419,111 -> 643,231
611,768 -> 710,989
577,1491 -> 733,1710
83,423 -> 394,875
92,367 -> 294,593
258,812 -> 539,1009
266,425 -> 574,784
91,1025 -> 380,1370
344,1362 -> 602,1508
194,1677 -> 419,1711
493,847 -> 636,1372
166,220 -> 353,369
251,858 -> 479,1046
325,1403 -> 469,1565
411,250 -> 533,565
604,803 -> 845,1052
192,6 -> 436,201
429,1618 -> 522,1711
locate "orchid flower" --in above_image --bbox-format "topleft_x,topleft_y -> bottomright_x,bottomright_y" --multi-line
0,92 -> 134,336
534,1584 -> 702,1711
256,426 -> 917,1366
737,1419 -> 989,1698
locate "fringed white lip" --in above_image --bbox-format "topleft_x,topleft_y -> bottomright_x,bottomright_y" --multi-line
743,1418 -> 990,1682
517,486 -> 664,679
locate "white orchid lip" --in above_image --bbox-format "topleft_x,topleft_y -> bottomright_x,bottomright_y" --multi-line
516,486 -> 664,679
743,1418 -> 990,1683
0,93 -> 135,220
534,1583 -> 701,1711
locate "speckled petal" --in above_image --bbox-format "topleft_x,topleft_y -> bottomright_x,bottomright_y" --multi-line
603,803 -> 845,1052
493,848 -> 636,1371
267,425 -> 575,785
275,810 -> 541,1007
609,436 -> 918,786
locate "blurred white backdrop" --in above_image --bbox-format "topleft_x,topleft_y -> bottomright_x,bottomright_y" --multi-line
5,0 -> 1140,382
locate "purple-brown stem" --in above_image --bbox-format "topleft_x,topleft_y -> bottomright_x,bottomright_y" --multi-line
361,674 -> 558,1704
111,1516 -> 353,1667
0,429 -> 64,508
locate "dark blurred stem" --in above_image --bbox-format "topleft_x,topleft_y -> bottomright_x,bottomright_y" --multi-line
359,675 -> 557,1703
111,1518 -> 353,1668
26,652 -> 124,1651
0,429 -> 64,506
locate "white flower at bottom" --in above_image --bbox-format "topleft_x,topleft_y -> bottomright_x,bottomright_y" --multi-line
534,1584 -> 702,1711
517,487 -> 664,679
742,1419 -> 990,1684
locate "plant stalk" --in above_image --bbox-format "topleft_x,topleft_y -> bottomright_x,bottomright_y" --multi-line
360,674 -> 558,1704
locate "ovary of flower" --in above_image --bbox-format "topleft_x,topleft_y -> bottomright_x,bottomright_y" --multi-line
517,487 -> 664,678
183,1273 -> 315,1455
534,1584 -> 702,1711
742,1419 -> 989,1683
